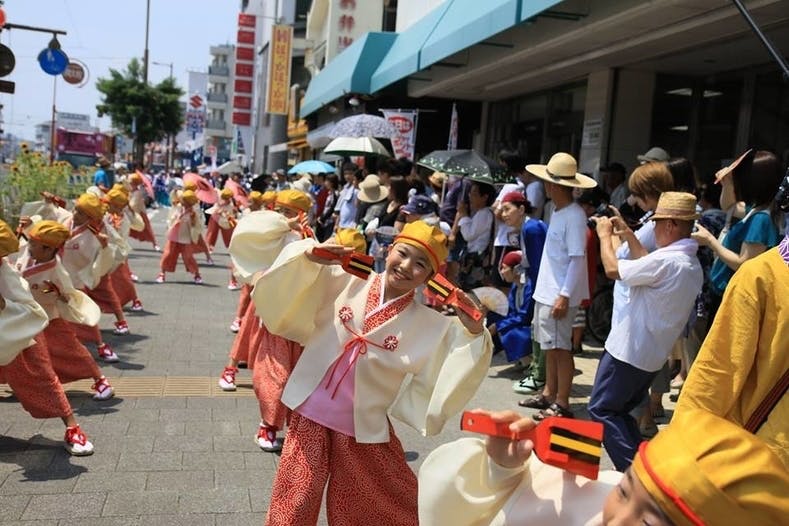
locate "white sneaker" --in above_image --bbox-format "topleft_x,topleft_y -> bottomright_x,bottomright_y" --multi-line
255,425 -> 283,452
227,280 -> 240,291
229,318 -> 241,333
130,273 -> 139,282
130,299 -> 143,312
64,425 -> 94,456
113,320 -> 129,335
97,343 -> 119,363
194,275 -> 203,285
155,273 -> 165,284
218,367 -> 237,391
154,245 -> 161,252
92,377 -> 114,400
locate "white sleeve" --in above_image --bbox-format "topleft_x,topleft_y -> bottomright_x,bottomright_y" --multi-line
560,255 -> 587,299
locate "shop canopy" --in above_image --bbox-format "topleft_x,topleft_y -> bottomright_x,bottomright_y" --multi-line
302,0 -> 562,117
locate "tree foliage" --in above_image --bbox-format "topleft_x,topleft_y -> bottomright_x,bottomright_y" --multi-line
96,58 -> 184,144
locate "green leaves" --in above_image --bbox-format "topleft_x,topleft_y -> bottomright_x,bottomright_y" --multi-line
95,58 -> 185,144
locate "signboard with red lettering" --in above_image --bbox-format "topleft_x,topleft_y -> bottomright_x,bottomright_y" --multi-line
266,25 -> 292,115
381,109 -> 418,161
233,96 -> 252,110
235,79 -> 252,93
236,47 -> 254,62
232,112 -> 251,126
238,13 -> 256,28
237,30 -> 255,45
235,63 -> 254,78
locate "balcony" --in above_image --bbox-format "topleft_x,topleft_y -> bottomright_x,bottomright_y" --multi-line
205,119 -> 227,134
206,92 -> 228,103
208,65 -> 229,77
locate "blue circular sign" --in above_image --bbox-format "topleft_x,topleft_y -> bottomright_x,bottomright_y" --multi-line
38,47 -> 69,75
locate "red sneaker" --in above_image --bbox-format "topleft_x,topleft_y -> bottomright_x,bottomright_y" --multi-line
218,367 -> 238,391
255,425 -> 283,452
64,425 -> 94,456
97,343 -> 119,362
113,320 -> 129,335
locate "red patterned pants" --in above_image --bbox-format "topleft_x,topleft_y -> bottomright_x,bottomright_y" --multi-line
264,413 -> 418,526
160,240 -> 199,274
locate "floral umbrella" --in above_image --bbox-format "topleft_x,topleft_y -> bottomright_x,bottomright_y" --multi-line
417,149 -> 471,172
440,150 -> 507,183
329,114 -> 397,139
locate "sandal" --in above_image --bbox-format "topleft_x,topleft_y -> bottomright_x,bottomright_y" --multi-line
518,395 -> 551,410
533,403 -> 574,421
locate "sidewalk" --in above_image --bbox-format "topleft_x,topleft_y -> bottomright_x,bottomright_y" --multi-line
0,209 -> 676,524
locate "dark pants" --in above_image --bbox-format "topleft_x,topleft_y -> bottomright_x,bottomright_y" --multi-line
588,351 -> 657,472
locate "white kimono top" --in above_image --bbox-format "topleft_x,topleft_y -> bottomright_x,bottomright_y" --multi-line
103,214 -> 131,270
418,437 -> 622,526
13,249 -> 100,326
0,259 -> 49,365
167,203 -> 203,244
61,223 -> 115,290
252,239 -> 493,444
206,200 -> 237,230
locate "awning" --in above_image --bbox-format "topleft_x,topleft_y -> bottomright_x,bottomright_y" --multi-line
370,0 -> 561,92
300,32 -> 397,118
369,1 -> 453,93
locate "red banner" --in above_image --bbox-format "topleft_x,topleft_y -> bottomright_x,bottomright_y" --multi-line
233,96 -> 252,110
237,30 -> 255,45
232,112 -> 251,126
238,13 -> 256,28
235,79 -> 252,93
236,47 -> 254,62
235,63 -> 254,78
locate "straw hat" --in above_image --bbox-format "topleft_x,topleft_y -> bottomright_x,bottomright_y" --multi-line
393,220 -> 448,272
637,146 -> 670,163
526,153 -> 597,189
651,191 -> 700,221
358,174 -> 389,203
0,219 -> 20,257
29,220 -> 70,249
632,409 -> 789,525
428,171 -> 447,188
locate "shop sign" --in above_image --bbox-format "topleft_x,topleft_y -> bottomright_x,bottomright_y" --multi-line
266,25 -> 292,115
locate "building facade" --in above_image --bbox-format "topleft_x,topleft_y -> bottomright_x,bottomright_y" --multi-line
205,44 -> 236,161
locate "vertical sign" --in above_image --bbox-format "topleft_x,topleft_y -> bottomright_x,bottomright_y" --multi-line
337,0 -> 356,52
233,12 -> 256,126
381,109 -> 418,161
266,25 -> 293,115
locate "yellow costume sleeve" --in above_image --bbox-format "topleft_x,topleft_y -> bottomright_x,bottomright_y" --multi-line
391,322 -> 492,437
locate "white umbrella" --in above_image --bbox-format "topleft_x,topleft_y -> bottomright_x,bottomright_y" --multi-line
324,136 -> 392,157
329,114 -> 397,138
217,160 -> 243,175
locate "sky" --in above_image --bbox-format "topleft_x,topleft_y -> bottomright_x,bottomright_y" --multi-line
0,0 -> 238,140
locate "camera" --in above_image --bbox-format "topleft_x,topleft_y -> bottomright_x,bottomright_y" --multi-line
587,203 -> 614,228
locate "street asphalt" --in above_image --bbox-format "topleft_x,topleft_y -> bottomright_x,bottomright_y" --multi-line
0,207 -> 676,525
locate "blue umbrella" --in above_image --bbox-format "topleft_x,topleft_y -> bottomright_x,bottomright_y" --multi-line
287,160 -> 337,175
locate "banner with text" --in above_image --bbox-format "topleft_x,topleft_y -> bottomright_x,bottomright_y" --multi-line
266,25 -> 293,115
382,109 -> 417,161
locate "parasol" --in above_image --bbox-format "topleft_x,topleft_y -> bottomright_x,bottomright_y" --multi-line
183,172 -> 218,204
471,286 -> 509,316
217,160 -> 243,175
224,179 -> 249,207
329,114 -> 397,139
419,150 -> 507,183
288,160 -> 336,175
135,170 -> 154,198
324,136 -> 391,158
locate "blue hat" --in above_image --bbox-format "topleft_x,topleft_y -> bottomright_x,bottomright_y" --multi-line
401,194 -> 437,216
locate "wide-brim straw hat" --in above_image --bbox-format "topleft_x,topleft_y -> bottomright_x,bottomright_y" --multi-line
526,153 -> 597,189
358,175 -> 389,203
428,171 -> 447,188
651,191 -> 700,221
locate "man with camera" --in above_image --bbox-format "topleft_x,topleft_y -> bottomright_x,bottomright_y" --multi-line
588,192 -> 703,472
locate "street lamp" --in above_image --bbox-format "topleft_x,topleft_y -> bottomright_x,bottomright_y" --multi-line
151,60 -> 173,79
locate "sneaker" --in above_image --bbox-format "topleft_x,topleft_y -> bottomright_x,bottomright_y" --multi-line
97,343 -> 119,363
113,320 -> 129,335
154,244 -> 161,252
205,257 -> 215,266
92,377 -> 114,401
130,273 -> 139,282
130,299 -> 143,312
229,317 -> 241,333
155,272 -> 165,284
64,425 -> 94,456
218,367 -> 238,391
255,425 -> 283,452
194,275 -> 204,285
512,375 -> 545,394
228,279 -> 240,290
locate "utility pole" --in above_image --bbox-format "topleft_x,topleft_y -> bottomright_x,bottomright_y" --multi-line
152,60 -> 174,171
138,0 -> 151,167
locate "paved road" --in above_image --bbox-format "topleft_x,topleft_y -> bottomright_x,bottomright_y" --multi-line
0,208 -> 671,524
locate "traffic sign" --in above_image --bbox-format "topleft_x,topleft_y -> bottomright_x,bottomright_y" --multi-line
38,46 -> 69,75
0,79 -> 15,94
62,61 -> 87,86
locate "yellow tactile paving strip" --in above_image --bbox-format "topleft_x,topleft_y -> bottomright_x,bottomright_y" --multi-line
0,376 -> 256,398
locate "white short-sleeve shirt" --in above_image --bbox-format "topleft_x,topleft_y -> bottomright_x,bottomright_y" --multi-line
605,238 -> 703,372
533,202 -> 589,307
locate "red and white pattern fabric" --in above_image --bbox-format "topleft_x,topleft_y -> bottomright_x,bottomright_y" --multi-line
83,273 -> 122,315
253,327 -> 303,430
0,337 -> 73,419
159,240 -> 199,275
129,211 -> 157,246
109,261 -> 138,307
264,413 -> 418,526
42,318 -> 102,384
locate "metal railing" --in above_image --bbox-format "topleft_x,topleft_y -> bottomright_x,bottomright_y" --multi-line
208,65 -> 230,76
207,92 -> 228,103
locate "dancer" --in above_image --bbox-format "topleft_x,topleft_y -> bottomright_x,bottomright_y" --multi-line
205,188 -> 238,253
104,187 -> 143,311
14,220 -> 114,400
0,220 -> 95,455
254,220 -> 492,525
157,190 -> 204,284
128,171 -> 160,251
